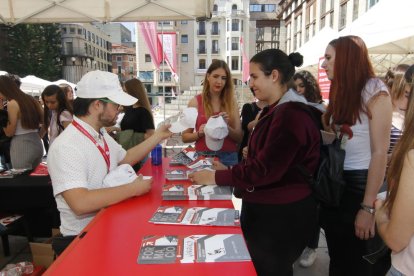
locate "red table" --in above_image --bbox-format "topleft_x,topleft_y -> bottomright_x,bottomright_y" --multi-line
43,158 -> 256,275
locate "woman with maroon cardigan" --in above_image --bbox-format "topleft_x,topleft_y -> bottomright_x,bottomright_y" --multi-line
189,49 -> 320,276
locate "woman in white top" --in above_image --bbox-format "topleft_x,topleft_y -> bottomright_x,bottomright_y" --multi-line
0,75 -> 44,169
320,35 -> 392,276
41,85 -> 73,145
375,66 -> 414,276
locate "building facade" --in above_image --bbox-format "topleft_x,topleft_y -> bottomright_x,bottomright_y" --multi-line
277,0 -> 379,54
60,23 -> 112,84
111,44 -> 137,81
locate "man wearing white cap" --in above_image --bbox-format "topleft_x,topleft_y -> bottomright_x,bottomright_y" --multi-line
47,71 -> 172,255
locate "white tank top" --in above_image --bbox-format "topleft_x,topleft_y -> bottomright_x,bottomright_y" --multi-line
14,119 -> 38,135
343,78 -> 388,170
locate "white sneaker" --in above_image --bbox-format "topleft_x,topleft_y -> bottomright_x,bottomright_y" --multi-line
299,247 -> 317,267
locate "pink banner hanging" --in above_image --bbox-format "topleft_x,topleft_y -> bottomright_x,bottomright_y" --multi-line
138,22 -> 162,69
157,33 -> 179,82
240,37 -> 250,83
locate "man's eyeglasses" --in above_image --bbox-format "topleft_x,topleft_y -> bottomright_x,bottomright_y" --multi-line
98,98 -> 120,109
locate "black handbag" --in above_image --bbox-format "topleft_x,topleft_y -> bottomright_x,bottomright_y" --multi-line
298,136 -> 347,207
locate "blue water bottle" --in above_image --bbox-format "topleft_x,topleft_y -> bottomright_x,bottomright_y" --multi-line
151,144 -> 162,165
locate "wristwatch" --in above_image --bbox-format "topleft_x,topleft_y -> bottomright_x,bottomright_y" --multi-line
360,203 -> 375,214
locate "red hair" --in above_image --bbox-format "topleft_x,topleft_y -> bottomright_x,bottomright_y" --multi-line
325,36 -> 375,126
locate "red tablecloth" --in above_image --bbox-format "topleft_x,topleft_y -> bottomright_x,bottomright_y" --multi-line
44,158 -> 256,275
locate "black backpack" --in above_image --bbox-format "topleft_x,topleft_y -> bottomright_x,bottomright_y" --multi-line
296,103 -> 346,207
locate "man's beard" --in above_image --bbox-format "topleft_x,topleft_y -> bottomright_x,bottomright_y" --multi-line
98,112 -> 118,127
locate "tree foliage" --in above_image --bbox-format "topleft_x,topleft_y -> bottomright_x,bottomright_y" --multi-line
1,24 -> 62,81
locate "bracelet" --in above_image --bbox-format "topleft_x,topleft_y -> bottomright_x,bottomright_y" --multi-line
360,203 -> 375,214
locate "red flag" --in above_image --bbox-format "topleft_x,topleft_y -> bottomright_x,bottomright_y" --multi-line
240,37 -> 250,83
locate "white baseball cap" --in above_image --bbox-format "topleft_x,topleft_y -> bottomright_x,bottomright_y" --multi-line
169,107 -> 198,133
76,70 -> 137,106
204,116 -> 229,151
103,164 -> 137,188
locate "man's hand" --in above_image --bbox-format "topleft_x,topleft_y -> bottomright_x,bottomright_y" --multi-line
154,124 -> 173,141
131,174 -> 152,196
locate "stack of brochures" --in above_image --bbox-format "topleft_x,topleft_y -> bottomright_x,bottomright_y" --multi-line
169,147 -> 197,166
137,234 -> 251,264
149,206 -> 240,227
162,183 -> 232,200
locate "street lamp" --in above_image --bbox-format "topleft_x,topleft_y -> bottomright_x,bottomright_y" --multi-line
71,57 -> 76,65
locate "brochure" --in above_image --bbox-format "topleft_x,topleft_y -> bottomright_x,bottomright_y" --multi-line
162,183 -> 232,200
149,206 -> 240,227
137,234 -> 251,264
165,169 -> 188,181
169,147 -> 197,166
0,214 -> 23,231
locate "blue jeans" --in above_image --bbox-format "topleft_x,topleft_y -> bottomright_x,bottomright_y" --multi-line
197,151 -> 238,167
386,265 -> 405,276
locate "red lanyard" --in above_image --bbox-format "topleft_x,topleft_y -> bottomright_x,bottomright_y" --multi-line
72,120 -> 110,172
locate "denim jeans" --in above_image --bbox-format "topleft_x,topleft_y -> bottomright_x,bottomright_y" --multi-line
197,151 -> 238,167
386,265 -> 405,276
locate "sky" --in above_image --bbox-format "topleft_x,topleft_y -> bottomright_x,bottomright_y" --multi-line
121,22 -> 136,42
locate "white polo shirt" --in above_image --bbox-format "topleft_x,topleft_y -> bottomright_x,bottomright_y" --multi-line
47,116 -> 126,236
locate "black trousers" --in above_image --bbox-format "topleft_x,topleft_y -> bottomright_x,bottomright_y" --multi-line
320,170 -> 391,276
52,234 -> 76,256
241,195 -> 317,276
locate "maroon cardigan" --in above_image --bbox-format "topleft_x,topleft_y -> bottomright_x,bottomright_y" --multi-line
215,101 -> 320,204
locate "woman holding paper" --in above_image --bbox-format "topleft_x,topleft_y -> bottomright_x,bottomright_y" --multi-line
189,49 -> 320,275
181,60 -> 242,166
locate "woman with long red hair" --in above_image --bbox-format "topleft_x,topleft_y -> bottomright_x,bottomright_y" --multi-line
321,35 -> 392,275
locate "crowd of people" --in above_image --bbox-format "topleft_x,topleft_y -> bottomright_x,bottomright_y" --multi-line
1,34 -> 414,276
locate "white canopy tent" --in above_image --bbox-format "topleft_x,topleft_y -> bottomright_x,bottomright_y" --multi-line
296,0 -> 414,74
0,71 -> 8,76
0,0 -> 213,25
20,75 -> 52,95
52,79 -> 76,89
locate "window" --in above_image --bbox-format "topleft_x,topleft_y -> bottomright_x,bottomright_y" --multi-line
199,59 -> 206,69
116,56 -> 122,62
367,0 -> 379,9
181,20 -> 188,24
250,4 -> 261,12
339,3 -> 347,30
198,40 -> 206,54
213,4 -> 218,11
212,40 -> 219,54
70,27 -> 75,34
65,42 -> 73,55
231,56 -> 239,70
139,71 -> 153,81
145,54 -> 151,62
320,16 -> 326,29
353,0 -> 359,21
231,37 -> 239,50
320,0 -> 326,14
62,27 -> 67,33
232,4 -> 237,11
198,21 -> 206,35
117,66 -> 122,74
211,22 -> 219,35
232,19 -> 239,31
181,34 -> 188,43
181,54 -> 188,62
77,28 -> 82,35
129,56 -> 134,61
264,5 -> 276,12
88,31 -> 91,41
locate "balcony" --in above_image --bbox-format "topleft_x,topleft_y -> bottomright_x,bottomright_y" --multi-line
211,29 -> 220,35
197,48 -> 206,54
197,29 -> 206,35
61,46 -> 92,58
212,48 -> 220,54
